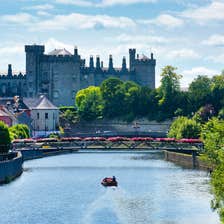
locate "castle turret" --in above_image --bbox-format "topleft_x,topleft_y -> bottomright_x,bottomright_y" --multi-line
96,56 -> 101,70
108,55 -> 114,72
122,56 -> 127,72
74,46 -> 78,56
89,56 -> 94,71
8,64 -> 12,77
129,49 -> 136,71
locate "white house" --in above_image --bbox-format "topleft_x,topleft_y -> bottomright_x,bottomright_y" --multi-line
24,95 -> 59,137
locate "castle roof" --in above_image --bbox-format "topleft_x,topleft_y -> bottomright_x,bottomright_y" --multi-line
48,48 -> 72,56
139,54 -> 149,60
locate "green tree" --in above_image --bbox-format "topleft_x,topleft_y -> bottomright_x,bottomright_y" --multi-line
210,74 -> 224,111
201,118 -> 224,222
168,116 -> 201,139
158,66 -> 182,119
0,121 -> 11,153
100,77 -> 125,118
76,86 -> 104,121
188,75 -> 212,111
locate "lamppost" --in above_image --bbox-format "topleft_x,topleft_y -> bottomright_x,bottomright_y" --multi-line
133,122 -> 140,136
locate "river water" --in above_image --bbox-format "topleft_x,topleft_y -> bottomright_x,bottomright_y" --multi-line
0,151 -> 219,224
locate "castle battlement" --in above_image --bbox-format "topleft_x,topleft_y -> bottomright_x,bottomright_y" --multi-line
0,45 -> 156,106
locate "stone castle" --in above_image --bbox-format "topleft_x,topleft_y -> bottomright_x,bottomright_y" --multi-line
0,45 -> 156,106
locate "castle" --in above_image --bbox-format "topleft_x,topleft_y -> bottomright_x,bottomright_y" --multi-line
0,45 -> 156,106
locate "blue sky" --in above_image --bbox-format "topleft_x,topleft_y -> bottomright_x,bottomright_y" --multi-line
0,0 -> 223,87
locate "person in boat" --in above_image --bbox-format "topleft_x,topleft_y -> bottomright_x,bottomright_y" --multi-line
112,176 -> 116,182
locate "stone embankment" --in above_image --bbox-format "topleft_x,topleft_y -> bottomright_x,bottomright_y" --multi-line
0,152 -> 23,184
164,150 -> 211,170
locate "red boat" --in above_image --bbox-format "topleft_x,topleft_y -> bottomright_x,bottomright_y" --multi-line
101,176 -> 118,187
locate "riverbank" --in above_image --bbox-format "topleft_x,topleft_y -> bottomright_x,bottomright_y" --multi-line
0,152 -> 23,184
164,150 -> 211,170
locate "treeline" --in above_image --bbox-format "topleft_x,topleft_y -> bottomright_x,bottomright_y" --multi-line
0,121 -> 30,153
74,65 -> 224,122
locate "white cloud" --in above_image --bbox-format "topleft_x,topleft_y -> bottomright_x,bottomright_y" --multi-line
116,33 -> 169,44
55,0 -> 156,7
23,4 -> 54,10
182,67 -> 218,77
202,34 -> 224,46
140,14 -> 184,28
32,13 -> 136,30
1,13 -> 35,24
208,54 -> 224,64
181,66 -> 219,87
167,49 -> 200,59
181,1 -> 224,23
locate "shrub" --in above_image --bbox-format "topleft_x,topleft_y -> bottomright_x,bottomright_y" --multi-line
168,116 -> 201,139
0,121 -> 11,153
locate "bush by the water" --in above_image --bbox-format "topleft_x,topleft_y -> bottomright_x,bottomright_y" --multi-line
168,116 -> 201,139
9,124 -> 30,140
0,121 -> 11,153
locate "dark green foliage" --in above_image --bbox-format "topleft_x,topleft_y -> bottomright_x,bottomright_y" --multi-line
193,104 -> 215,124
9,124 -> 30,140
188,75 -> 212,111
100,77 -> 126,118
0,121 -> 11,154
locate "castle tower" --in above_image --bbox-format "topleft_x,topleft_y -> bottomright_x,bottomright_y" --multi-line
133,51 -> 156,89
129,49 -> 136,71
25,45 -> 45,98
7,64 -> 12,77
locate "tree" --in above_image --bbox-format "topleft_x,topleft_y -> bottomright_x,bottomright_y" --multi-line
0,121 -> 11,153
157,66 -> 182,119
100,77 -> 125,118
200,118 -> 224,222
76,86 -> 104,121
210,74 -> 224,111
168,116 -> 201,139
188,75 -> 212,111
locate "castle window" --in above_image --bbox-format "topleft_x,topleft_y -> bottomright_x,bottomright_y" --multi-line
53,91 -> 59,99
37,113 -> 39,119
45,113 -> 48,119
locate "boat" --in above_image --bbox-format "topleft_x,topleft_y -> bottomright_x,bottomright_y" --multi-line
101,177 -> 118,187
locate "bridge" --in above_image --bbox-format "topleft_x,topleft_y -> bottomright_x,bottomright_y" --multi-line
13,137 -> 203,153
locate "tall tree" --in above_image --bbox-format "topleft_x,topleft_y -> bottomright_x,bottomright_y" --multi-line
188,75 -> 212,111
158,66 -> 182,119
100,77 -> 125,118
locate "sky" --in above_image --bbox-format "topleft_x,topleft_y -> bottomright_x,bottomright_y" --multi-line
0,0 -> 224,87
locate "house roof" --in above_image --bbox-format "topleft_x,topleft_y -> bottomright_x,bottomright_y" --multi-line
0,109 -> 10,117
24,95 -> 58,110
48,48 -> 72,56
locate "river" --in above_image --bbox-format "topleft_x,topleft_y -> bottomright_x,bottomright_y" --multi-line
0,151 -> 219,224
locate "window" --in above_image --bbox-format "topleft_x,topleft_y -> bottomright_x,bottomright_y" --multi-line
45,113 -> 48,119
37,113 -> 39,119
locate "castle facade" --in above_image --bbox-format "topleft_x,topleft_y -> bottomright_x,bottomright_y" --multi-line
0,45 -> 156,106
